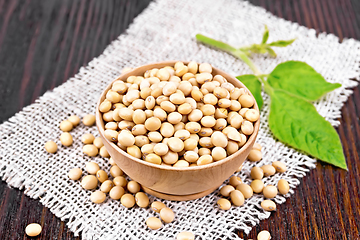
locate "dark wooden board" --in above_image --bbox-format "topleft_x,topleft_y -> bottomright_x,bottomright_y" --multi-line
0,0 -> 359,239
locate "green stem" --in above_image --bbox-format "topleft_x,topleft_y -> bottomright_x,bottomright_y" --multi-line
232,50 -> 261,75
259,76 -> 273,96
196,34 -> 261,75
195,34 -> 237,52
256,74 -> 269,78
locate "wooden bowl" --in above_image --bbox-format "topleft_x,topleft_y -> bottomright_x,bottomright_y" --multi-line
96,61 -> 260,201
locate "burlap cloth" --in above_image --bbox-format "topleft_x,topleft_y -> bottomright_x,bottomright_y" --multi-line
1,0 -> 359,239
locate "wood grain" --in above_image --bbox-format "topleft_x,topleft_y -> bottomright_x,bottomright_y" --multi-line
0,0 -> 359,239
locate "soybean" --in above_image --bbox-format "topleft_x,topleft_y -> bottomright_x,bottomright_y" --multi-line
148,131 -> 163,143
135,192 -> 149,208
60,132 -> 73,147
241,120 -> 254,135
229,176 -> 242,187
113,176 -> 127,187
261,165 -> 276,177
188,109 -> 203,122
168,137 -> 184,152
109,157 -> 116,166
121,194 -> 136,208
174,129 -> 191,140
68,115 -> 80,126
110,165 -> 123,177
272,161 -> 287,173
278,179 -> 290,195
151,201 -> 166,213
99,146 -> 110,158
81,175 -> 98,190
100,180 -> 114,193
160,207 -> 175,223
257,230 -> 271,240
83,114 -> 96,126
104,129 -> 118,142
236,183 -> 253,199
217,198 -> 231,210
83,144 -> 98,157
90,191 -> 106,204
96,170 -> 108,183
68,168 -> 82,180
250,179 -> 264,193
184,151 -> 199,163
251,167 -> 264,180
173,160 -> 189,168
160,122 -> 175,138
220,185 -> 235,197
86,162 -> 100,175
248,149 -> 262,162
245,109 -> 260,122
109,186 -> 125,200
25,223 -> 42,237
226,140 -> 239,155
211,131 -> 228,148
230,190 -> 245,206
184,139 -> 198,151
197,155 -> 213,165
145,117 -> 162,131
253,143 -> 262,151
162,151 -> 178,165
188,61 -> 198,74
261,199 -> 276,211
82,133 -> 95,144
127,181 -> 141,194
45,141 -> 57,153
239,94 -> 254,108
117,130 -> 135,147
177,231 -> 195,240
185,122 -> 201,134
127,145 -> 142,158
60,120 -> 73,132
145,153 -> 162,165
262,185 -> 278,198
146,217 -> 162,230
168,112 -> 182,124
212,147 -> 227,161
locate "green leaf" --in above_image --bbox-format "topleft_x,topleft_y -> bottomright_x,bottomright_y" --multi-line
257,46 -> 267,54
262,25 -> 269,44
265,46 -> 277,57
236,74 -> 263,109
269,89 -> 347,169
268,39 -> 296,47
268,61 -> 341,101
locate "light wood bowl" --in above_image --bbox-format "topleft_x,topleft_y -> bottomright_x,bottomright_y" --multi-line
96,61 -> 260,201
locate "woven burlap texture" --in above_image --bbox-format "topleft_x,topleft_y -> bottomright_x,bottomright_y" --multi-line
0,0 -> 359,239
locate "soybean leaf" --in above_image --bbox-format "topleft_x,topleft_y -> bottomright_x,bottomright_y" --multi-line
269,89 -> 347,169
268,39 -> 296,47
265,46 -> 277,57
268,61 -> 341,101
262,25 -> 269,44
236,75 -> 263,109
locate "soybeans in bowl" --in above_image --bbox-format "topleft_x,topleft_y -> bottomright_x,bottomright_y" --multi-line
96,61 -> 260,200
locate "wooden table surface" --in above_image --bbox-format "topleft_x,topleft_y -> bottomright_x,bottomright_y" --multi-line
0,0 -> 359,239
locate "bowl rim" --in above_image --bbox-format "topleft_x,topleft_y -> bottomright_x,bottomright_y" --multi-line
96,61 -> 260,172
